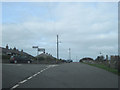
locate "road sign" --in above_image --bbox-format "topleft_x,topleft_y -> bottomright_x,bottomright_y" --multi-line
32,46 -> 38,48
38,48 -> 45,52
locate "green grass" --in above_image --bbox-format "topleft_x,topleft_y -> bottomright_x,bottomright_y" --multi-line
82,62 -> 120,75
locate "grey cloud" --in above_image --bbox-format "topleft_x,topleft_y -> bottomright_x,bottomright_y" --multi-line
2,2 -> 118,61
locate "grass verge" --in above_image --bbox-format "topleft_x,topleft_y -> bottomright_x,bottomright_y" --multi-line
82,62 -> 120,75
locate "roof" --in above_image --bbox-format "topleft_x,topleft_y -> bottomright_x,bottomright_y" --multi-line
0,47 -> 34,58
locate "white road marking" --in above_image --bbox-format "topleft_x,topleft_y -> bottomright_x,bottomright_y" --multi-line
37,72 -> 41,74
33,73 -> 38,77
11,84 -> 19,89
10,64 -> 59,90
48,65 -> 59,67
27,76 -> 33,80
40,70 -> 44,72
19,80 -> 27,84
43,68 -> 46,71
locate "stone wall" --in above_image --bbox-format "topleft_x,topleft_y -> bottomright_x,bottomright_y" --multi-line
95,55 -> 119,69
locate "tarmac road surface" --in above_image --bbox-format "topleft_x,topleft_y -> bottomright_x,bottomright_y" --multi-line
2,62 -> 118,89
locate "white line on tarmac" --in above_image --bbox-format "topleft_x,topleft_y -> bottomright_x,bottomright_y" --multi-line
37,72 -> 41,74
40,70 -> 44,72
33,73 -> 38,77
11,84 -> 19,90
19,80 -> 27,84
48,65 -> 59,67
27,76 -> 33,80
10,65 -> 59,90
43,68 -> 46,71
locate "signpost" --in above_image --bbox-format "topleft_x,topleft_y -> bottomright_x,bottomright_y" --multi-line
32,46 -> 39,64
38,48 -> 45,53
32,46 -> 45,64
32,46 -> 38,48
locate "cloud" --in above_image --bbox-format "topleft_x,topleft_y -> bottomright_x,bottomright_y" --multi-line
2,2 -> 118,61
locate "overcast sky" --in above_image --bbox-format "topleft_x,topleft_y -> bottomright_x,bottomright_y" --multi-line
2,2 -> 118,61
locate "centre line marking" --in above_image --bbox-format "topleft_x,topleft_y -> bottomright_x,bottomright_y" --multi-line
37,72 -> 40,74
11,84 -> 19,89
10,65 -> 59,90
40,70 -> 44,72
27,76 -> 33,80
19,80 -> 27,84
33,73 -> 38,77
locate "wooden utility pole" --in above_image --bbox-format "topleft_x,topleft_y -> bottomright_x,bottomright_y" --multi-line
69,48 -> 71,60
57,35 -> 59,59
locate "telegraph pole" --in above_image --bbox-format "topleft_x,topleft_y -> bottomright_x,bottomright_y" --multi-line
57,35 -> 59,59
69,48 -> 71,60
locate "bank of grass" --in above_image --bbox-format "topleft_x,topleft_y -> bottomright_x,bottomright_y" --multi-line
82,62 -> 120,75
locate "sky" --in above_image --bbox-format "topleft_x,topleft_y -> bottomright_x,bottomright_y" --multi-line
2,2 -> 118,62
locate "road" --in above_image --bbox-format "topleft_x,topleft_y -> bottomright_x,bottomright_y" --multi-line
2,63 -> 118,89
